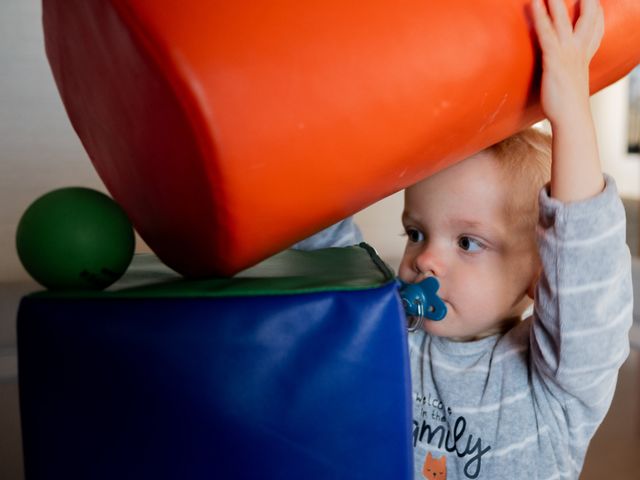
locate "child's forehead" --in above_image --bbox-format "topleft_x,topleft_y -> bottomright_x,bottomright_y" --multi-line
403,156 -> 523,232
406,152 -> 505,202
412,151 -> 501,187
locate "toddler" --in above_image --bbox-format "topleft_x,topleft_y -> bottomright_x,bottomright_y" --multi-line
401,0 -> 633,478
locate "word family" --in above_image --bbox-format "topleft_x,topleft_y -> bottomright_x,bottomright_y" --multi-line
413,398 -> 491,479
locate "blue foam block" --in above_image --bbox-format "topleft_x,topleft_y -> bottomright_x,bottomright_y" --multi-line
18,247 -> 412,479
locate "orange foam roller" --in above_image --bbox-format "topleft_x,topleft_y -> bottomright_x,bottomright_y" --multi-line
43,0 -> 640,277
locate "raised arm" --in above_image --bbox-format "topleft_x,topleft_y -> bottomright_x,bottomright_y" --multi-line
531,0 -> 605,202
527,2 -> 633,462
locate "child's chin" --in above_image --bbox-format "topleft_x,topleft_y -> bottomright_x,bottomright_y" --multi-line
422,320 -> 476,342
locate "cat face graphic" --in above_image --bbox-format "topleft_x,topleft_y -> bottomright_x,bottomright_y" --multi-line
422,452 -> 447,480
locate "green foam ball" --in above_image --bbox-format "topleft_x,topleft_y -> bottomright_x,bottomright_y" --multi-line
16,187 -> 135,290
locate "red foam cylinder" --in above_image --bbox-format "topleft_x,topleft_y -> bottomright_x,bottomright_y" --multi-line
43,0 -> 640,276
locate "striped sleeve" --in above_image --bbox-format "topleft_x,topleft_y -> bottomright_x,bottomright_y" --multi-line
530,174 -> 633,455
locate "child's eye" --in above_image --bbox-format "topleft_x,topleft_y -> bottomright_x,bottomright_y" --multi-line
405,228 -> 425,243
458,236 -> 484,252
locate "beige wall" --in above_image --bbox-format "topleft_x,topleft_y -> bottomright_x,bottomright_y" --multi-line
593,76 -> 640,199
1,1 -> 106,284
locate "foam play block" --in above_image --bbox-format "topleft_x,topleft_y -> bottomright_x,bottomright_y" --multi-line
17,245 -> 412,479
43,0 -> 640,276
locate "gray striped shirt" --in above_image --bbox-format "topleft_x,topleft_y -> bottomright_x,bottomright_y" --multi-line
409,175 -> 633,479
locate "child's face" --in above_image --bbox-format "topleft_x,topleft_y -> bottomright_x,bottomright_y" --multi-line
398,151 -> 539,341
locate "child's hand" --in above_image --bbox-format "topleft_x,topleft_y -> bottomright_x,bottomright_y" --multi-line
531,0 -> 605,203
531,0 -> 604,126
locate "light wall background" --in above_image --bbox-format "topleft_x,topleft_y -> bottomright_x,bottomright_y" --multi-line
0,2 -> 639,478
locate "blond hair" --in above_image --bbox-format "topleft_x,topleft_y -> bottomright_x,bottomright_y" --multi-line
485,127 -> 552,233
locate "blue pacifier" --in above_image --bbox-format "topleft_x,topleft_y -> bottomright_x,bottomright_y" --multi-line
397,277 -> 447,331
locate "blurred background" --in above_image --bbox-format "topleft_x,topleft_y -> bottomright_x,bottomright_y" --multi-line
1,1 -> 638,478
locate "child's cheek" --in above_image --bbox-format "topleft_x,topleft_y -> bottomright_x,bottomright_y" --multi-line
397,260 -> 414,283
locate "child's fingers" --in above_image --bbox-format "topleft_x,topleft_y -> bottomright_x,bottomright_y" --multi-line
575,0 -> 604,57
547,0 -> 573,38
531,0 -> 558,49
588,4 -> 605,57
574,0 -> 598,37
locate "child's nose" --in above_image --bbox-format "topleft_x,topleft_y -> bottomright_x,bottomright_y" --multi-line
414,246 -> 445,278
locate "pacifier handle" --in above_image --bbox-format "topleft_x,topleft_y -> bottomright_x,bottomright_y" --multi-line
397,277 -> 447,332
